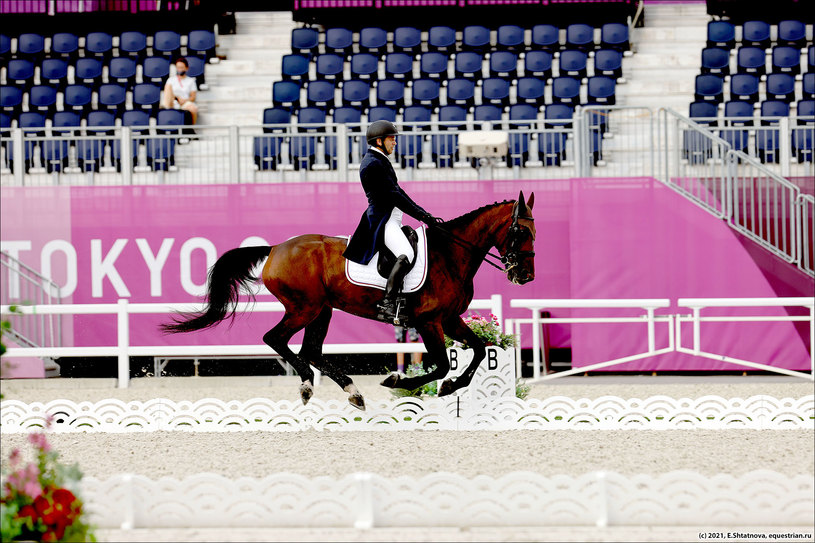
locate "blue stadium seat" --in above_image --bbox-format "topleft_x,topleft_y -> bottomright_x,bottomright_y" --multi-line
434,105 -> 466,166
804,73 -> 815,100
152,30 -> 182,60
359,27 -> 388,56
586,76 -> 616,105
9,112 -> 45,173
403,105 -> 431,126
0,113 -> 10,168
489,51 -> 517,80
84,31 -> 113,61
150,108 -> 185,170
315,54 -> 344,81
273,80 -> 302,111
721,100 -> 753,153
463,25 -> 491,53
185,55 -> 207,87
760,100 -> 790,119
808,46 -> 814,72
594,48 -> 623,79
108,57 -> 138,89
797,100 -> 814,121
420,52 -> 449,80
742,21 -> 771,50
306,80 -> 336,111
394,27 -> 422,54
0,34 -> 9,65
545,103 -> 574,128
777,20 -> 806,49
377,79 -> 406,109
74,57 -> 104,89
524,50 -> 553,80
694,74 -> 724,103
385,53 -> 414,80
565,23 -> 594,51
262,106 -> 292,131
367,105 -> 396,123
515,77 -> 545,107
445,78 -> 475,109
531,24 -> 559,51
473,104 -> 503,129
114,109 -> 151,170
689,100 -> 719,125
63,84 -> 93,117
50,32 -> 79,61
729,73 -> 759,103
132,83 -> 161,116
0,86 -> 23,116
351,53 -> 379,81
399,106 -> 430,168
282,54 -> 310,82
736,46 -> 766,76
291,27 -> 319,57
756,101 -> 789,163
497,25 -> 525,52
16,32 -> 45,61
792,128 -> 813,162
428,26 -> 456,54
44,111 -> 81,173
707,20 -> 735,50
142,56 -> 170,85
559,49 -> 588,79
254,135 -> 284,171
325,27 -> 353,58
539,128 -> 568,167
508,104 -> 536,166
187,29 -> 216,61
297,106 -> 325,128
78,110 -> 115,172
342,79 -> 371,111
551,76 -> 581,106
27,84 -> 57,116
701,47 -> 730,76
332,106 -> 363,164
600,22 -> 629,52
6,59 -> 35,90
765,73 -> 795,103
455,51 -> 483,80
481,77 -> 511,108
771,46 -> 801,76
118,31 -> 147,60
410,78 -> 440,109
97,83 -> 127,116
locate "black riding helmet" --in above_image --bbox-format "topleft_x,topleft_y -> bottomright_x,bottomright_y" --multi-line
366,120 -> 399,146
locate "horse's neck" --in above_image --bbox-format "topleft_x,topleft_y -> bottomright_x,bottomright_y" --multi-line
443,204 -> 511,275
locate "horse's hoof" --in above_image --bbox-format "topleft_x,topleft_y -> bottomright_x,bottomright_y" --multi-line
380,372 -> 401,389
299,382 -> 314,405
438,378 -> 455,397
348,393 -> 366,411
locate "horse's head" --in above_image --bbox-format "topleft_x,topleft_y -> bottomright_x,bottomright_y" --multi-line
500,191 -> 536,285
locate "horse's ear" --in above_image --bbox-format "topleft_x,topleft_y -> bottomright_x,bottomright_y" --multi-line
527,192 -> 535,210
517,191 -> 526,214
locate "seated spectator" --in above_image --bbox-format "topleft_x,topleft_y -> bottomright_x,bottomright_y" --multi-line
161,57 -> 198,124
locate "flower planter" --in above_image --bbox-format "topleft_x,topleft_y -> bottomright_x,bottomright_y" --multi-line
442,346 -> 516,400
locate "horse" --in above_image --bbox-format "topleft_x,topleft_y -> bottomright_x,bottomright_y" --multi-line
161,191 -> 536,410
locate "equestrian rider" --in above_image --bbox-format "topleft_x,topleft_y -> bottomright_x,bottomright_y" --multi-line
342,120 -> 443,322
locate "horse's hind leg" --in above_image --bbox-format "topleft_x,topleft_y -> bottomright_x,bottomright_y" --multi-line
437,316 -> 487,396
263,312 -> 319,405
300,306 -> 365,410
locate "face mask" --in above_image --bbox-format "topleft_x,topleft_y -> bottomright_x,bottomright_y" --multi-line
177,70 -> 186,76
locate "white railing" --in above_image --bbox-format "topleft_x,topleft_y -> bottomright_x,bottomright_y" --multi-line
0,295 -> 502,388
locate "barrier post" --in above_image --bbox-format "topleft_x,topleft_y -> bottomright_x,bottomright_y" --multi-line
117,299 -> 130,388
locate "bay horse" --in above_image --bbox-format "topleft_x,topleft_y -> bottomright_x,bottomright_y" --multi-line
162,191 -> 536,410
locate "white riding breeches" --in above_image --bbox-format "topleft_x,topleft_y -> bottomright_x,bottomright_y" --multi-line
383,208 -> 415,262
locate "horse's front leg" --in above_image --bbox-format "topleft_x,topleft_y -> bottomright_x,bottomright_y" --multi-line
437,316 -> 487,396
380,321 -> 450,392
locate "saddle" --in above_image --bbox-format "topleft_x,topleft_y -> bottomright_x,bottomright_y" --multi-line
376,225 -> 419,279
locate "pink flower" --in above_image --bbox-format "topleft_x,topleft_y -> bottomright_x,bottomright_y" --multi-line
27,432 -> 51,453
9,448 -> 21,469
7,462 -> 42,499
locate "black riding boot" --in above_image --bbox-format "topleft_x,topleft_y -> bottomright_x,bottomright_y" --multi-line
378,255 -> 411,324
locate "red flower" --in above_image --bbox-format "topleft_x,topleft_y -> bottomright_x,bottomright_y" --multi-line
17,503 -> 37,522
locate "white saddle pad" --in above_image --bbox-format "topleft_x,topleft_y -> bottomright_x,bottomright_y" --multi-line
344,226 -> 428,293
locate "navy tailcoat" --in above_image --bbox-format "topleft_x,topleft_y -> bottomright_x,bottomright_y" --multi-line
343,149 -> 431,265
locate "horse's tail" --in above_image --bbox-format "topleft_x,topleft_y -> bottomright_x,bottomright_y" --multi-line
161,246 -> 273,334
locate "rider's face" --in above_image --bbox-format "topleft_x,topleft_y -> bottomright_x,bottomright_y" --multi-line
382,135 -> 397,155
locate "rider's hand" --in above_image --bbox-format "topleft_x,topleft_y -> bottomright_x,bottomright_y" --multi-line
426,216 -> 444,227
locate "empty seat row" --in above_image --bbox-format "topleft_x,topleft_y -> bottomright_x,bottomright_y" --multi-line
695,72 -> 814,104
707,19 -> 811,51
701,44 -> 815,77
1,82 -> 165,118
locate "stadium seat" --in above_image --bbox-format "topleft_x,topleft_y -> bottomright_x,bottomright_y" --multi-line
410,78 -> 440,109
151,108 -> 186,170
118,31 -> 147,60
545,103 -> 574,128
551,76 -> 581,106
420,52 -> 449,80
438,104 -> 467,128
50,32 -> 79,61
565,23 -> 595,51
273,80 -> 302,111
332,105 -> 364,163
84,31 -> 113,61
736,46 -> 766,76
262,106 -> 292,131
587,76 -> 616,105
16,32 -> 45,61
108,57 -> 138,89
428,26 -> 456,54
185,55 -> 207,87
473,104 -> 503,129
777,20 -> 806,49
142,56 -> 170,86
292,107 -> 325,170
433,105 -> 466,167
342,79 -> 371,111
455,51 -> 484,79
507,104 -> 536,166
74,57 -> 104,89
559,49 -> 588,79
756,100 -> 789,163
0,113 -> 10,167
63,84 -> 93,117
742,21 -> 771,50
114,109 -> 151,170
297,106 -> 325,128
78,110 -> 115,172
445,78 -> 475,109
760,99 -> 790,119
539,128 -> 568,166
701,47 -> 731,76
531,24 -> 560,51
694,73 -> 724,103
808,46 -> 814,72
385,53 -> 414,80
44,111 -> 81,173
497,25 -> 525,52
325,27 -> 353,58
367,105 -> 396,123
27,85 -> 57,116
721,100 -> 753,153
9,112 -> 46,173
481,77 -> 511,108
771,46 -> 801,76
689,100 -> 719,125
97,83 -> 127,116
315,54 -> 344,81
729,73 -> 759,103
254,134 -> 284,171
6,59 -> 35,90
359,27 -> 388,56
394,27 -> 422,54
377,79 -> 406,109
350,53 -> 379,81
804,73 -> 815,100
766,73 -> 796,103
1,34 -> 11,65
306,80 -> 336,111
600,22 -> 629,52
707,20 -> 735,50
0,86 -> 23,116
132,83 -> 161,116
291,27 -> 319,57
792,127 -> 813,162
282,54 -> 310,82
187,29 -> 216,61
797,100 -> 814,123
515,77 -> 545,107
524,50 -> 553,80
594,49 -> 624,79
462,25 -> 491,53
399,106 -> 430,168
153,30 -> 182,60
489,51 -> 517,80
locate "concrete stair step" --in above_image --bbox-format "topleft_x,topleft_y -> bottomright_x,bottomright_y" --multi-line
206,59 -> 281,76
205,112 -> 266,126
633,26 -> 707,43
200,85 -> 270,102
219,34 -> 293,51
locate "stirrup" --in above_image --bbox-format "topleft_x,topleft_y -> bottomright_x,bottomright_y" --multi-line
377,296 -> 407,326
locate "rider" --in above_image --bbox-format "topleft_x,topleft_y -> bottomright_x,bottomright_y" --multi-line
343,120 -> 443,322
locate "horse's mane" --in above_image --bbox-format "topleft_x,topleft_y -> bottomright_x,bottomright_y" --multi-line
440,200 -> 514,229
